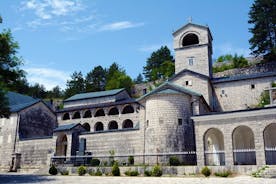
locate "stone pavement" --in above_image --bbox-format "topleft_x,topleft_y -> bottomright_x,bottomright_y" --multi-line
0,174 -> 275,184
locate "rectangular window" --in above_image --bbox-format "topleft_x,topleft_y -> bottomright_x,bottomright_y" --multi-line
159,117 -> 164,124
221,89 -> 225,94
188,80 -> 192,86
146,120 -> 149,127
251,84 -> 255,89
185,81 -> 189,86
178,119 -> 182,126
188,57 -> 194,66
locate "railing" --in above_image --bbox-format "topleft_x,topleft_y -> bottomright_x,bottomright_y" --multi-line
51,151 -> 197,166
204,150 -> 225,166
233,149 -> 256,165
265,147 -> 276,165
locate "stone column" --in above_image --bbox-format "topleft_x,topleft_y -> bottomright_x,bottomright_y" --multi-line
254,125 -> 266,166
224,127 -> 234,166
195,123 -> 204,166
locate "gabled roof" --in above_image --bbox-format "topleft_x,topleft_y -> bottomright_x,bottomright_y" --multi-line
6,92 -> 40,112
172,23 -> 213,40
53,123 -> 80,132
138,82 -> 201,101
168,69 -> 210,82
64,88 -> 126,102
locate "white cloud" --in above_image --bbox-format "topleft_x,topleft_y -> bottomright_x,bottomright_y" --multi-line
24,67 -> 70,90
22,0 -> 84,20
215,43 -> 250,57
99,21 -> 144,31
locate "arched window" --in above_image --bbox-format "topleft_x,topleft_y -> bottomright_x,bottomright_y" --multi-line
264,123 -> 276,165
94,122 -> 104,132
94,109 -> 105,117
232,126 -> 256,165
204,128 -> 225,166
108,107 -> 119,115
82,123 -> 90,132
62,113 -> 70,120
182,33 -> 199,46
122,119 -> 133,129
108,121 -> 118,130
122,105 -> 134,114
83,110 -> 92,118
72,111 -> 81,119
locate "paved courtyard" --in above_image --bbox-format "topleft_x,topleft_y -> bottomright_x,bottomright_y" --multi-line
0,174 -> 275,184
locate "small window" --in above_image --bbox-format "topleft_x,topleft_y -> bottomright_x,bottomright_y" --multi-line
188,57 -> 194,66
221,90 -> 225,94
185,81 -> 189,86
146,120 -> 149,127
188,80 -> 192,86
143,88 -> 147,95
178,119 -> 182,126
159,117 -> 164,124
251,84 -> 255,89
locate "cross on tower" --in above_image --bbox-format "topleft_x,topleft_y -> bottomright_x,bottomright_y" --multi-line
188,16 -> 193,23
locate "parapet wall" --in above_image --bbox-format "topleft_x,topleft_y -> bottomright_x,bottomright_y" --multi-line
213,61 -> 276,78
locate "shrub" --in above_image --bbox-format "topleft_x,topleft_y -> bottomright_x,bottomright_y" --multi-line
152,165 -> 162,177
214,171 -> 231,177
128,156 -> 134,165
144,170 -> 152,176
91,158 -> 101,166
169,156 -> 180,166
77,165 -> 87,176
111,162 -> 120,176
201,166 -> 211,177
49,165 -> 58,175
125,169 -> 139,176
60,169 -> 69,175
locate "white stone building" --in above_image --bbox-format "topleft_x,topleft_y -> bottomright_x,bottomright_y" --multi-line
1,22 -> 276,173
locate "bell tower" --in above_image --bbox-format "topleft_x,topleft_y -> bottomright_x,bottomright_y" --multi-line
173,23 -> 213,77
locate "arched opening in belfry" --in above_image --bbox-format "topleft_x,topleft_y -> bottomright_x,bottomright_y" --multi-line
62,113 -> 70,120
232,126 -> 256,165
204,128 -> 225,166
108,121 -> 118,130
83,110 -> 92,118
94,109 -> 105,117
72,111 -> 81,119
182,33 -> 199,47
82,123 -> 91,132
122,105 -> 134,114
264,123 -> 276,165
56,134 -> 67,156
122,119 -> 133,129
108,107 -> 119,115
94,122 -> 104,132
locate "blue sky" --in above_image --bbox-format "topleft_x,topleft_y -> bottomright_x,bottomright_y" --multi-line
0,0 -> 254,90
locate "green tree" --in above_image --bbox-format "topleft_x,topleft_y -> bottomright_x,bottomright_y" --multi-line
28,83 -> 47,99
85,65 -> 106,92
0,16 -> 25,117
232,54 -> 248,68
105,62 -> 133,94
64,71 -> 85,98
143,46 -> 174,81
46,85 -> 63,99
134,73 -> 144,84
248,0 -> 276,60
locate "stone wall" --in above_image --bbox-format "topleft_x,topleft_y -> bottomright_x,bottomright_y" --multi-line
213,61 -> 276,78
19,102 -> 56,139
17,137 -> 53,169
213,76 -> 276,111
0,114 -> 18,171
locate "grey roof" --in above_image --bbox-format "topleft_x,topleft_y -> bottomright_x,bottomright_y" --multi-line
64,88 -> 125,102
6,92 -> 40,112
169,69 -> 210,81
53,123 -> 80,132
212,72 -> 276,83
56,98 -> 138,113
138,82 -> 201,101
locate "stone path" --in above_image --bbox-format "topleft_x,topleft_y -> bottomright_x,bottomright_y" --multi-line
0,174 -> 275,184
